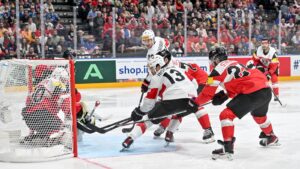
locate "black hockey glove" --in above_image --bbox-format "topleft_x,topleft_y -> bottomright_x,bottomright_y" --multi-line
212,90 -> 229,105
266,73 -> 271,81
131,107 -> 146,122
141,79 -> 150,93
187,98 -> 199,113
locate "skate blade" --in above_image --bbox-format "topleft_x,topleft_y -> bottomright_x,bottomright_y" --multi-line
262,142 -> 281,147
201,137 -> 216,144
164,142 -> 171,147
153,135 -> 161,140
212,153 -> 233,161
120,147 -> 130,152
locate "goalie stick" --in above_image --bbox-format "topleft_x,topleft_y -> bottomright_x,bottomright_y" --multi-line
121,92 -> 144,133
77,122 -> 95,134
84,100 -> 101,123
84,101 -> 212,134
76,100 -> 102,134
84,117 -> 132,134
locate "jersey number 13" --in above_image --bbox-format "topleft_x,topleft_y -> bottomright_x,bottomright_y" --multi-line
163,69 -> 185,84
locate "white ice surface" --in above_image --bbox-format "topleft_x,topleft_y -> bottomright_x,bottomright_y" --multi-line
1,81 -> 300,169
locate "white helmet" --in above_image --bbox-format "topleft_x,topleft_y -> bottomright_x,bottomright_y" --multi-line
51,67 -> 69,83
148,54 -> 165,69
141,29 -> 155,47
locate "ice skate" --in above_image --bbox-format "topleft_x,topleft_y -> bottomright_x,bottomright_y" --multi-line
211,137 -> 235,161
164,131 -> 174,147
153,125 -> 166,138
259,131 -> 280,147
120,137 -> 134,152
202,127 -> 215,144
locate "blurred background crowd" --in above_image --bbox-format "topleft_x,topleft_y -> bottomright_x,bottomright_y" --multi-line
0,0 -> 299,59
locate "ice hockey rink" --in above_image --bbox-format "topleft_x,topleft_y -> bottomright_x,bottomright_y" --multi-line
1,81 -> 300,169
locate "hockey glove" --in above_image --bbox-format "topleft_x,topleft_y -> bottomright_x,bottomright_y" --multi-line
141,79 -> 150,93
266,73 -> 271,81
212,90 -> 229,105
187,98 -> 199,113
131,107 -> 146,122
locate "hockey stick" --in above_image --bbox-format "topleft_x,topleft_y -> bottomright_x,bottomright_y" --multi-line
121,92 -> 144,133
85,100 -> 101,122
77,121 -> 95,134
84,117 -> 132,134
84,101 -> 213,134
270,87 -> 286,107
122,101 -> 213,126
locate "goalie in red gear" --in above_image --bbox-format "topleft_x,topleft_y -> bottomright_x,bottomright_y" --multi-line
21,67 -> 71,146
196,46 -> 279,160
247,38 -> 280,101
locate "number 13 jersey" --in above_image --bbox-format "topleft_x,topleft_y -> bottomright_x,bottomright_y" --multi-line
140,66 -> 197,112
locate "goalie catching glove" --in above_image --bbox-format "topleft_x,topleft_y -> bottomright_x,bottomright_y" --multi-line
212,90 -> 229,105
131,107 -> 146,122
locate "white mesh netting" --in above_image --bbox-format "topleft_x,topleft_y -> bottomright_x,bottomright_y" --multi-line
0,59 -> 75,162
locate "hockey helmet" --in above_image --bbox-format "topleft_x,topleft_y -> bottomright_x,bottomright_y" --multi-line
208,46 -> 228,64
51,67 -> 69,83
141,29 -> 155,48
148,54 -> 166,75
156,49 -> 172,61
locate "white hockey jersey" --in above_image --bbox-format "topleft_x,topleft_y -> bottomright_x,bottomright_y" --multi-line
254,46 -> 277,67
140,66 -> 197,112
146,37 -> 169,61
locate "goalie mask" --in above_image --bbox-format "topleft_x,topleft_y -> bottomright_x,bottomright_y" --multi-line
148,54 -> 166,75
51,67 -> 69,84
141,29 -> 155,49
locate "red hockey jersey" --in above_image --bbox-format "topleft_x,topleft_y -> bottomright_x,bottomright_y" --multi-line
196,60 -> 268,105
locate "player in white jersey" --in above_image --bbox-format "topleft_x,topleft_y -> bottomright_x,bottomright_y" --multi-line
152,49 -> 215,144
141,30 -> 214,143
121,54 -> 199,149
247,38 -> 280,100
140,29 -> 170,92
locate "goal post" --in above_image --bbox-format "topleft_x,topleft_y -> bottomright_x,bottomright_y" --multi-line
0,59 -> 77,162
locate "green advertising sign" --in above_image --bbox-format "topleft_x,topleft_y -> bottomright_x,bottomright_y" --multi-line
75,60 -> 116,83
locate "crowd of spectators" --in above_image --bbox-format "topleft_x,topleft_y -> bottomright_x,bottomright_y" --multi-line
0,0 -> 299,59
77,0 -> 300,57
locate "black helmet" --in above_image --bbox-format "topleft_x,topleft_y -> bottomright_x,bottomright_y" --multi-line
156,49 -> 172,61
208,46 -> 228,62
63,50 -> 75,59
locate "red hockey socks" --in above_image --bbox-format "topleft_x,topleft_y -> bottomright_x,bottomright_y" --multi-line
253,116 -> 273,135
219,108 -> 237,141
195,107 -> 211,129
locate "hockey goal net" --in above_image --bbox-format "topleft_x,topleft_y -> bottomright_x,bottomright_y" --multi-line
0,59 -> 77,162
